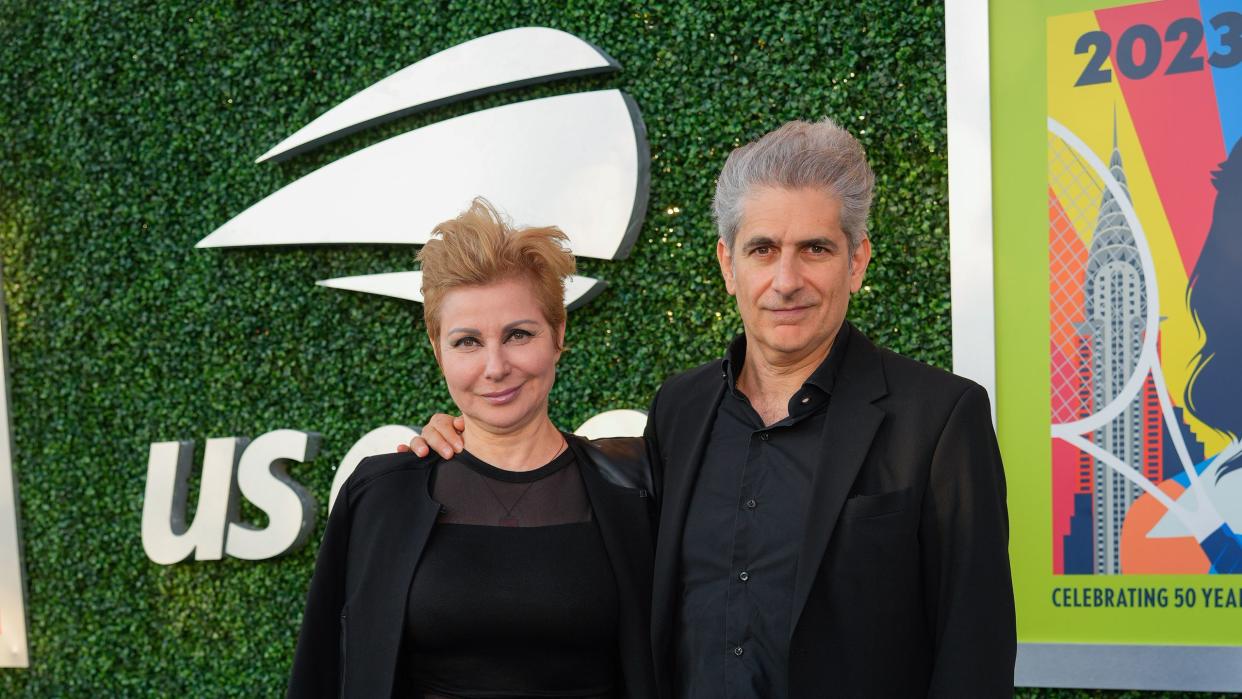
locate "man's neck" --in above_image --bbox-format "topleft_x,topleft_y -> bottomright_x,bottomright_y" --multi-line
460,414 -> 564,472
736,338 -> 834,426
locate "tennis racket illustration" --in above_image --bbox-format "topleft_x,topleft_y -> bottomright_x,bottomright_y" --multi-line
1047,117 -> 1227,555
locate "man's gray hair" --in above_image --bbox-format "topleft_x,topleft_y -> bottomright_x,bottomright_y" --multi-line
713,118 -> 875,252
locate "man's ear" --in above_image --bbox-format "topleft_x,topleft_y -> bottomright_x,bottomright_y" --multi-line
849,236 -> 872,293
716,238 -> 737,296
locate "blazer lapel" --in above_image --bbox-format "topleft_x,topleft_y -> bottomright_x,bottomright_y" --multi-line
788,331 -> 888,639
574,438 -> 651,597
650,374 -> 726,687
348,466 -> 441,698
551,438 -> 658,698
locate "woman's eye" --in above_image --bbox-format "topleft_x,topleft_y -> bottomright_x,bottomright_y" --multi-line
452,337 -> 480,348
506,329 -> 534,342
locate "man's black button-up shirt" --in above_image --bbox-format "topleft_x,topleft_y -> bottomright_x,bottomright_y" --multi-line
675,325 -> 850,699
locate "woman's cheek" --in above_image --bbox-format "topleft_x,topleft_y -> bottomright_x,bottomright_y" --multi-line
441,354 -> 479,395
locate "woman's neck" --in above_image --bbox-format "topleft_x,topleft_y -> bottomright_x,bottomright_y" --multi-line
460,415 -> 565,472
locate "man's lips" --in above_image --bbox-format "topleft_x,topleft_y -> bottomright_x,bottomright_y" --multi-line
766,305 -> 812,317
481,385 -> 521,404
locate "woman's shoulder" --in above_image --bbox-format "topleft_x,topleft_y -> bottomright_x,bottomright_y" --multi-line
344,450 -> 438,497
568,435 -> 653,495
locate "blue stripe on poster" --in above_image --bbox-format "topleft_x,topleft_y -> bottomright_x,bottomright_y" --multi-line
1201,0 -> 1242,152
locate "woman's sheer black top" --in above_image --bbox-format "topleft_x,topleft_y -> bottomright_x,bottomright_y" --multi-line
400,441 -> 620,699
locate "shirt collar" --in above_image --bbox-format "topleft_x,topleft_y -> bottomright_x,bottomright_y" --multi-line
720,321 -> 852,402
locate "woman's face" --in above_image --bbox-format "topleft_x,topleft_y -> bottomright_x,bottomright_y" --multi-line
435,276 -> 564,436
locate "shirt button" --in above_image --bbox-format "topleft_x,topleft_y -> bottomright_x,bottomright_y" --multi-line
744,498 -> 757,510
801,396 -> 811,404
733,646 -> 745,657
739,571 -> 750,582
759,432 -> 770,441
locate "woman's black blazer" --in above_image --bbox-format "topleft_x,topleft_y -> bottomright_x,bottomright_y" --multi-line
287,434 -> 658,698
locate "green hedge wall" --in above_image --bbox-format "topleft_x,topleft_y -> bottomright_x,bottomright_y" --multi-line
0,1 -> 1229,696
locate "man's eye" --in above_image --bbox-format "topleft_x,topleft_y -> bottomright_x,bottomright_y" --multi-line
808,245 -> 827,254
752,246 -> 772,255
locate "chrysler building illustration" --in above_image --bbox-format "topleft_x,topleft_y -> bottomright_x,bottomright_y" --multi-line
1077,111 -> 1154,574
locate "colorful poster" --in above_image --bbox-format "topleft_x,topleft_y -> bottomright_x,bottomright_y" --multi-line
1047,0 -> 1242,583
973,0 -> 1242,687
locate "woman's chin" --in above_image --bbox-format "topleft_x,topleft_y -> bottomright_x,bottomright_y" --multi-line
462,404 -> 544,436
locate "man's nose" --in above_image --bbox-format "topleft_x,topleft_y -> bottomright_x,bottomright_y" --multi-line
770,250 -> 803,296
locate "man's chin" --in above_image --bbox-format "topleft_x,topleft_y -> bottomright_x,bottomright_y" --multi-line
756,330 -> 832,357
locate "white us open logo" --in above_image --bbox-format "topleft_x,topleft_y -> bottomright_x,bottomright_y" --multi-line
199,26 -> 650,308
143,28 -> 651,565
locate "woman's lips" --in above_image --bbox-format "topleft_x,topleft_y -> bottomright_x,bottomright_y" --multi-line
481,385 -> 521,405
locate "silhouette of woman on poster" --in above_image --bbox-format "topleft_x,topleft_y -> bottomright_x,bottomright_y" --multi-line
1183,137 -> 1242,574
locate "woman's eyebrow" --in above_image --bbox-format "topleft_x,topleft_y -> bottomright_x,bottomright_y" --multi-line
446,320 -> 538,335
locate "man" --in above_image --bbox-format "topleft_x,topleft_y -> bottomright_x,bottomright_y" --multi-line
409,118 -> 1016,697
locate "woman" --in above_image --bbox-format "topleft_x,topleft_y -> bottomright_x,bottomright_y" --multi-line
1177,136 -> 1242,572
287,199 -> 657,698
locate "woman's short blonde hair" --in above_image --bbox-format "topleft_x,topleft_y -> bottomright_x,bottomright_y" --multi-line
418,198 -> 576,345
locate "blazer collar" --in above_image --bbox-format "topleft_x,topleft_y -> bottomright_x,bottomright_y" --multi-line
789,325 -> 888,638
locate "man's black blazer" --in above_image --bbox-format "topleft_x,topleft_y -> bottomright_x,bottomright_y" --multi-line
287,435 -> 659,698
644,324 -> 1016,698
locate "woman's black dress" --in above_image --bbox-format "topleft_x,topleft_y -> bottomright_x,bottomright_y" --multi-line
401,445 -> 620,699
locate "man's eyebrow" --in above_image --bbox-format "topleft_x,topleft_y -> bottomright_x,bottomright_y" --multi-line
740,235 -> 779,249
740,235 -> 838,249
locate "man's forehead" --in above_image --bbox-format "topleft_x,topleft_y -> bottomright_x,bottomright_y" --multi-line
737,189 -> 844,231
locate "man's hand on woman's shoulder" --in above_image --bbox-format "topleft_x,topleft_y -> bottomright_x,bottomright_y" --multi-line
397,414 -> 466,459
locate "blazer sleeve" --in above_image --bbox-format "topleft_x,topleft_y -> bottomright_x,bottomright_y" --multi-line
287,478 -> 353,699
920,384 -> 1016,698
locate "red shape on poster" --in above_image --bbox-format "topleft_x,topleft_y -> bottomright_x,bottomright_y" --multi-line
1096,0 -> 1227,273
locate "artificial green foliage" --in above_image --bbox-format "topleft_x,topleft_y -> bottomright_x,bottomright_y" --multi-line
0,1 -> 1229,697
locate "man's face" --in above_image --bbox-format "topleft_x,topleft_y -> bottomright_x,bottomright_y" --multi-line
717,186 -> 871,364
